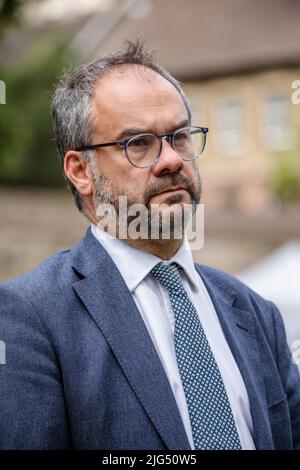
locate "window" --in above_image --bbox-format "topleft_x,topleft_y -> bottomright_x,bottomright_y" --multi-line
262,92 -> 293,151
216,98 -> 243,157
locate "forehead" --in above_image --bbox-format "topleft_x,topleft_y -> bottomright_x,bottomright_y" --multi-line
91,65 -> 188,137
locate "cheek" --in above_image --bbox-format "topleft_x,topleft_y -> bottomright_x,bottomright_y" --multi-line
186,161 -> 200,179
111,169 -> 149,202
126,173 -> 148,200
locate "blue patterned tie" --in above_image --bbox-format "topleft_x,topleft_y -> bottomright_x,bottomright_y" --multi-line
151,262 -> 242,450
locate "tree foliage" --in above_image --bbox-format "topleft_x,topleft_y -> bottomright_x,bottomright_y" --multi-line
0,33 -> 77,187
271,139 -> 300,201
0,0 -> 22,29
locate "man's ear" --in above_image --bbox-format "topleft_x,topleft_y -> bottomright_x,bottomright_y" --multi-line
64,151 -> 93,197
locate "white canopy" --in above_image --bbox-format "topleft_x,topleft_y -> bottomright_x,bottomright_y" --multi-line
238,241 -> 300,365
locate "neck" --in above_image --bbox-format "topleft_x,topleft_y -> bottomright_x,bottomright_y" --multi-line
125,237 -> 183,260
86,206 -> 184,260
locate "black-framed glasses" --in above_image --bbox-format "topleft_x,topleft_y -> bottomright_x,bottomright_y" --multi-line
75,125 -> 209,169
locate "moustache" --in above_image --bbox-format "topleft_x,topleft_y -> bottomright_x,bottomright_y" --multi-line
144,173 -> 195,207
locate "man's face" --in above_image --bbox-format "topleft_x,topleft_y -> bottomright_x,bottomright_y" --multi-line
89,65 -> 201,237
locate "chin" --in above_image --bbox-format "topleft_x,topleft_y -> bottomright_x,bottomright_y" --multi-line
162,204 -> 187,222
163,192 -> 191,206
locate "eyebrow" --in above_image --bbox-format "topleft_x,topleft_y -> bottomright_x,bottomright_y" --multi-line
115,119 -> 190,141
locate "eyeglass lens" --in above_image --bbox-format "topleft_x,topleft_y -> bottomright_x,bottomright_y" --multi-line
126,127 -> 205,168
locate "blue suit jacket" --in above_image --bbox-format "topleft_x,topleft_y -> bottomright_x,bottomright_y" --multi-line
0,228 -> 299,450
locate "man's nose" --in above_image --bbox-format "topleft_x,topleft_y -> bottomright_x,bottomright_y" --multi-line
152,137 -> 183,176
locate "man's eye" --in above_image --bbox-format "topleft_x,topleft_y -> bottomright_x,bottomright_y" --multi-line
129,137 -> 152,148
174,132 -> 189,145
174,131 -> 188,142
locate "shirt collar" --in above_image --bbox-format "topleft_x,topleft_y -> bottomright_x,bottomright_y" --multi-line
91,224 -> 199,293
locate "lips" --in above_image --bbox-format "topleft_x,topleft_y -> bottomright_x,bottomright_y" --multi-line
153,187 -> 188,197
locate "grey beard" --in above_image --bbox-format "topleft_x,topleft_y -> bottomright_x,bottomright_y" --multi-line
91,166 -> 201,240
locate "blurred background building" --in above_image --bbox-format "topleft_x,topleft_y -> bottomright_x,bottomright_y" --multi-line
0,0 -> 299,351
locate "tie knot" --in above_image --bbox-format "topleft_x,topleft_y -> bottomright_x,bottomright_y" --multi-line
151,262 -> 185,293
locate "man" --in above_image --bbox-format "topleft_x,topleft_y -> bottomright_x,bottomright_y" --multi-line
0,41 -> 299,450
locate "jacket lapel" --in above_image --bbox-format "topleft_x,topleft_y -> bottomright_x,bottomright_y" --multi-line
71,229 -> 191,450
195,264 -> 275,449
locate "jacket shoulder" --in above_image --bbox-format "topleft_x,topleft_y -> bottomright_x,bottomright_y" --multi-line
0,247 -> 80,319
1,248 -> 73,292
194,263 -> 282,339
195,263 -> 265,302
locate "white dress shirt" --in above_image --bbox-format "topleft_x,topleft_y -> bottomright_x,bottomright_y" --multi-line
91,224 -> 255,450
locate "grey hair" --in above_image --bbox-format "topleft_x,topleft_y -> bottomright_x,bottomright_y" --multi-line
51,39 -> 192,212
